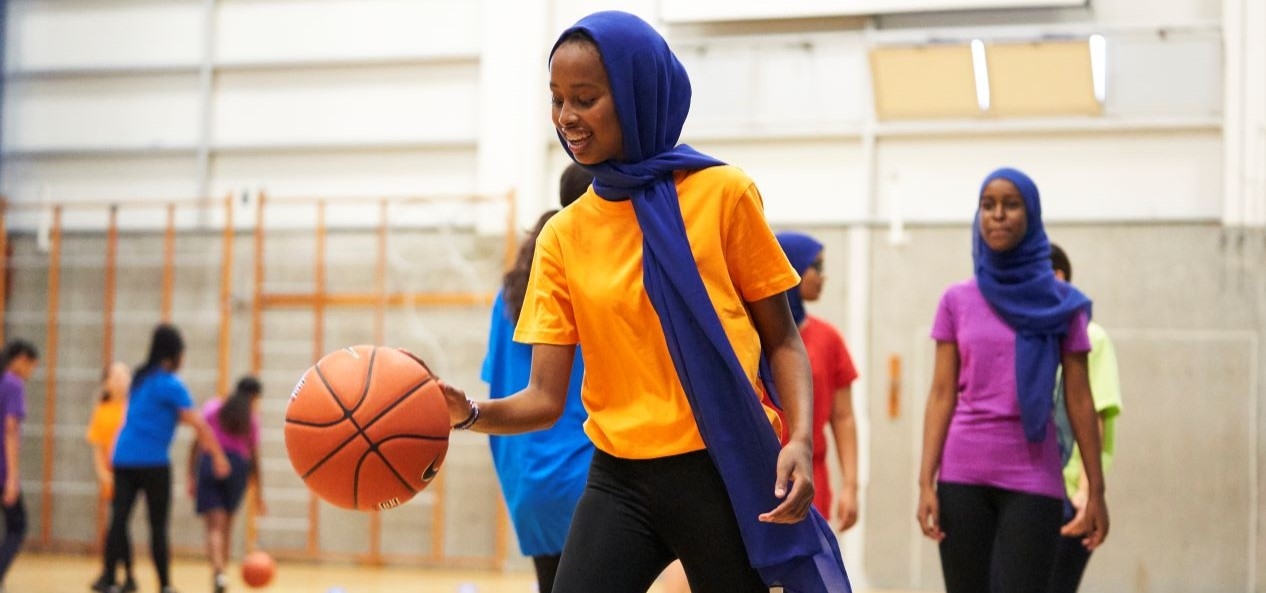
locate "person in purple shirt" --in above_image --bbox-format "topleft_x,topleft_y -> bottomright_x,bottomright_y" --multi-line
188,376 -> 263,593
916,168 -> 1109,593
0,339 -> 38,592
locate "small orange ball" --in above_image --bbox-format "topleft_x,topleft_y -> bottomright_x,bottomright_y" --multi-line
241,550 -> 276,588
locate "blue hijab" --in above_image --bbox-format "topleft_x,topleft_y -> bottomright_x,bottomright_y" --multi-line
776,232 -> 824,325
973,167 -> 1091,442
551,12 -> 849,592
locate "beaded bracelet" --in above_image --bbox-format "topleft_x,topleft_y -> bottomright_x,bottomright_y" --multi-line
452,398 -> 481,430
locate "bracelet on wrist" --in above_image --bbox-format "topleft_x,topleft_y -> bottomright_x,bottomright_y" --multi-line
452,398 -> 481,430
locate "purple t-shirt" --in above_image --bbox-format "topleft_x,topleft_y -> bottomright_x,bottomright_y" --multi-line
931,279 -> 1090,499
202,398 -> 259,459
0,371 -> 28,486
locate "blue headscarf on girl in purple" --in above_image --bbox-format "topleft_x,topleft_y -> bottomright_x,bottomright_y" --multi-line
973,167 -> 1092,442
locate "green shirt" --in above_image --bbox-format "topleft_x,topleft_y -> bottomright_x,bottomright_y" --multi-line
1064,321 -> 1123,498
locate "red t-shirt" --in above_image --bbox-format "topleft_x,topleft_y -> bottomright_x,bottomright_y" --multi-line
800,315 -> 859,462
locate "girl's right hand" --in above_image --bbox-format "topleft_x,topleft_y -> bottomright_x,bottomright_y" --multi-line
916,485 -> 944,541
438,381 -> 472,427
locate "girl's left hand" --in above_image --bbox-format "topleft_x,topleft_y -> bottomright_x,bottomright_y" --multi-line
758,441 -> 814,524
1077,494 -> 1110,551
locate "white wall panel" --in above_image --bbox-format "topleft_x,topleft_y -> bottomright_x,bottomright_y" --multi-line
660,0 -> 1085,22
212,65 -> 478,146
215,0 -> 480,62
1107,32 -> 1223,117
211,150 -> 476,200
5,1 -> 203,70
686,139 -> 868,224
0,158 -> 200,229
3,77 -> 202,150
875,132 -> 1223,223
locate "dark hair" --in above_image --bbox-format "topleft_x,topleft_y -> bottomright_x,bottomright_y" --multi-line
503,211 -> 558,322
555,29 -> 598,53
0,339 -> 39,372
1050,243 -> 1073,283
133,324 -> 184,392
503,164 -> 593,322
559,163 -> 591,208
218,375 -> 261,437
99,364 -> 116,403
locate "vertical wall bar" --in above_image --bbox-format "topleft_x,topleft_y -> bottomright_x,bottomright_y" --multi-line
307,201 -> 326,556
251,193 -> 265,375
431,474 -> 445,563
218,195 -> 234,397
502,190 -> 517,271
95,205 -> 119,549
367,199 -> 388,565
161,204 -> 176,322
40,206 -> 62,548
103,206 -> 118,366
0,199 -> 8,344
245,193 -> 266,554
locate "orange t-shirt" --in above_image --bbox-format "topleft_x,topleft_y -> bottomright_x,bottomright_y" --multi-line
85,398 -> 126,465
515,165 -> 799,459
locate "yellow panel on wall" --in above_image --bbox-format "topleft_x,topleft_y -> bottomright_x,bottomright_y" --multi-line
869,45 -> 981,120
986,41 -> 1101,116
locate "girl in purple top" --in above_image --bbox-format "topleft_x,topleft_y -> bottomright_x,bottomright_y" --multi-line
0,339 -> 38,592
917,168 -> 1109,593
188,376 -> 264,593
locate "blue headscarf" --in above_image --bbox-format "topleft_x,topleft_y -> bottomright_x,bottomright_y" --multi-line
973,167 -> 1091,442
776,232 -> 824,325
551,12 -> 849,592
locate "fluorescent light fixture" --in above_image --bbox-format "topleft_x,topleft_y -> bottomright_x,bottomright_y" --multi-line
970,39 -> 990,111
1089,34 -> 1107,104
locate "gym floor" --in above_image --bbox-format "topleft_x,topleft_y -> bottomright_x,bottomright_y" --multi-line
8,553 -> 924,593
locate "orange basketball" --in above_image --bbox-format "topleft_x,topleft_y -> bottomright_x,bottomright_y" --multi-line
241,550 -> 275,588
284,346 -> 450,511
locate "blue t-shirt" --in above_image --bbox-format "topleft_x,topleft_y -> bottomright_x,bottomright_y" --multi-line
482,291 -> 593,557
0,371 -> 28,485
112,370 -> 195,468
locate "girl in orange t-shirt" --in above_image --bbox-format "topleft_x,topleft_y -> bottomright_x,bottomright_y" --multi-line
85,362 -> 136,593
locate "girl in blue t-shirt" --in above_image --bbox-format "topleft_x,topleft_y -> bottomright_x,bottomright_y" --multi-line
481,163 -> 592,593
92,325 -> 231,593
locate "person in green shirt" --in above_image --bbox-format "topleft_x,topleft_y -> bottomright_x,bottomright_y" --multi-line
1048,243 -> 1124,593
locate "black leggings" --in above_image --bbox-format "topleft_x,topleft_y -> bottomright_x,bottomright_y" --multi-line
552,449 -> 766,593
104,466 -> 173,588
532,554 -> 561,593
0,494 -> 26,583
1047,501 -> 1094,593
937,482 -> 1063,593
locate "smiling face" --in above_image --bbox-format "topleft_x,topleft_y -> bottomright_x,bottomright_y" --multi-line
549,38 -> 624,165
978,178 -> 1029,253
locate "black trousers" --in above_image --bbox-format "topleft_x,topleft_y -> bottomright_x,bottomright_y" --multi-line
532,554 -> 561,593
104,466 -> 172,588
0,494 -> 26,584
1047,499 -> 1094,593
937,482 -> 1063,593
552,449 -> 766,593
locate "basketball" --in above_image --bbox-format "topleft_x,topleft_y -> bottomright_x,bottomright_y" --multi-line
284,345 -> 450,511
241,550 -> 275,588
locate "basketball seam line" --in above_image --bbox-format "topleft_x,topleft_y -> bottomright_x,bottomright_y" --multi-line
299,348 -> 441,506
